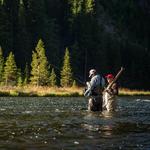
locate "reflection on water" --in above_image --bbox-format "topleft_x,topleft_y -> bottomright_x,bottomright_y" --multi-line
0,96 -> 150,149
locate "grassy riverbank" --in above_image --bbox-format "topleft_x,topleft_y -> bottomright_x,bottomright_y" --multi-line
0,86 -> 83,97
119,88 -> 150,96
0,86 -> 150,97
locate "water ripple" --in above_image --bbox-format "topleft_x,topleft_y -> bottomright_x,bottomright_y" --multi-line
0,96 -> 150,149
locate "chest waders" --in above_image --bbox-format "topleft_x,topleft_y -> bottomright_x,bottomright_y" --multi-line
88,76 -> 103,111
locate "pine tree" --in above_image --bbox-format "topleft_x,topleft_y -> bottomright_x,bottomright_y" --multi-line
84,0 -> 94,13
0,2 -> 13,52
72,80 -> 77,88
17,68 -> 23,87
0,0 -> 4,5
69,0 -> 82,15
16,0 -> 32,66
23,63 -> 29,85
30,50 -> 38,85
0,46 -> 4,83
49,68 -> 57,87
3,52 -> 17,86
60,48 -> 73,87
3,0 -> 20,50
30,39 -> 49,86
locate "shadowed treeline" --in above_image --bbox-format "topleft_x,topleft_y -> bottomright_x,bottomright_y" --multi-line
0,0 -> 150,89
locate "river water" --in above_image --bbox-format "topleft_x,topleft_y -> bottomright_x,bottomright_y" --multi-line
0,96 -> 150,150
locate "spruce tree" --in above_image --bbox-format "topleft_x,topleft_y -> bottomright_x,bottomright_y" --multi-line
3,0 -> 20,50
70,0 -> 82,15
30,39 -> 49,86
17,0 -> 32,66
3,52 -> 17,86
0,2 -> 13,52
30,50 -> 39,85
49,68 -> 57,87
84,0 -> 94,13
72,80 -> 77,88
0,46 -> 4,83
17,68 -> 23,87
0,0 -> 4,5
23,63 -> 29,85
60,48 -> 73,87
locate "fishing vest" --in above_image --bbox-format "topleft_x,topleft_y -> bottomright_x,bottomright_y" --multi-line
91,75 -> 104,96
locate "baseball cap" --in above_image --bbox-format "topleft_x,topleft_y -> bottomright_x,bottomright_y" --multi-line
105,74 -> 114,79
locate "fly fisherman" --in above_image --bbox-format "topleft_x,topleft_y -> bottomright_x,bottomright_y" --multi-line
103,74 -> 118,112
84,69 -> 105,111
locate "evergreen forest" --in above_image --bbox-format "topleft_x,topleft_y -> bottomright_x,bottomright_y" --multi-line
0,0 -> 150,89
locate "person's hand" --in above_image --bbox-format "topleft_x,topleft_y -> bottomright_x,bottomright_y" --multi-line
105,89 -> 112,95
86,81 -> 90,85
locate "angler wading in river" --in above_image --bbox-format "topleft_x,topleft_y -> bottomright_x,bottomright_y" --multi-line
103,67 -> 124,112
84,69 -> 105,111
103,74 -> 118,112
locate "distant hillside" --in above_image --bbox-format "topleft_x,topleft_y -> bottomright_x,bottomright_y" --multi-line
0,0 -> 149,89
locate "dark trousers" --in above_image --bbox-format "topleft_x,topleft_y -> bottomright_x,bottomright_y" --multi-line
88,95 -> 103,111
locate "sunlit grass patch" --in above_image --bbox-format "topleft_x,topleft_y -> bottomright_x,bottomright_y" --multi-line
0,85 -> 83,97
9,90 -> 19,96
119,88 -> 150,96
0,86 -> 150,97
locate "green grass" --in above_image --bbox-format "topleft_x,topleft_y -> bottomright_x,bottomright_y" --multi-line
119,88 -> 150,96
0,86 -> 83,97
0,86 -> 150,97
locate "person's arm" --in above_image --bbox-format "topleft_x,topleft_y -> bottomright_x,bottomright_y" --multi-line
84,77 -> 96,97
84,82 -> 92,97
101,77 -> 106,88
106,83 -> 118,95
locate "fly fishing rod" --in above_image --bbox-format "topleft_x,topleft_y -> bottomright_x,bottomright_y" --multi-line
50,64 -> 85,86
105,67 -> 125,92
